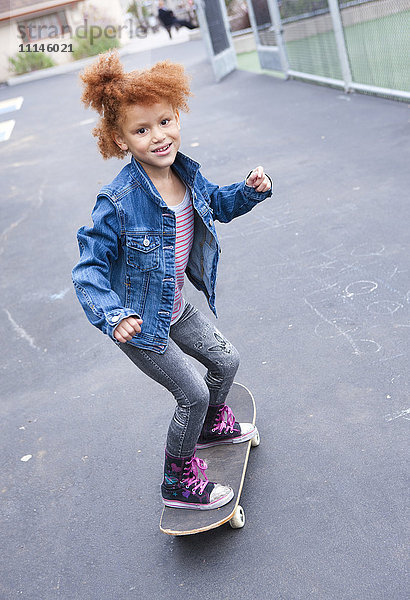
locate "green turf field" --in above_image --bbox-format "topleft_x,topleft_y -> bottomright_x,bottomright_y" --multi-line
237,11 -> 410,92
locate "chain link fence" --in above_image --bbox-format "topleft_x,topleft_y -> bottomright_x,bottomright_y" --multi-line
280,0 -> 342,80
243,0 -> 410,99
339,0 -> 410,92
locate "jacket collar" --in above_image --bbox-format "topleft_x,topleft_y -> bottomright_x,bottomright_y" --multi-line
171,152 -> 201,189
130,152 -> 201,203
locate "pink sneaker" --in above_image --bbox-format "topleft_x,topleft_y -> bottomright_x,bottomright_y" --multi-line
196,404 -> 257,449
161,451 -> 234,510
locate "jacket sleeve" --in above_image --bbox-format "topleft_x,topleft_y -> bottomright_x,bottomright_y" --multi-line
71,195 -> 140,340
198,172 -> 273,224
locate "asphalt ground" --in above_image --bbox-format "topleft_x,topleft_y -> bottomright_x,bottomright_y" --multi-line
0,39 -> 409,600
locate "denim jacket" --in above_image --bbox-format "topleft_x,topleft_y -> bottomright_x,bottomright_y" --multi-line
72,152 -> 272,353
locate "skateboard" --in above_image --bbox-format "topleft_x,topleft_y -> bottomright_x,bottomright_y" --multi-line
160,382 -> 260,536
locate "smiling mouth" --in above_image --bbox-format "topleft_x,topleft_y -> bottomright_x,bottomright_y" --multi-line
152,143 -> 171,153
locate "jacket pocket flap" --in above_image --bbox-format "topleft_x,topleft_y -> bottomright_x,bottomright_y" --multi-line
126,234 -> 160,253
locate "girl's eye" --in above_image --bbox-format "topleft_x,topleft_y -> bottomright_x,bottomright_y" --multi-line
161,119 -> 170,126
136,128 -> 147,135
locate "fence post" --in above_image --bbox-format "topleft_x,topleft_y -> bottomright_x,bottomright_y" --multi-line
196,0 -> 237,82
245,0 -> 258,42
267,0 -> 290,76
327,0 -> 352,92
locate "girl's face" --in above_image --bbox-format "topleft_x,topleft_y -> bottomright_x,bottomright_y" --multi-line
114,101 -> 181,179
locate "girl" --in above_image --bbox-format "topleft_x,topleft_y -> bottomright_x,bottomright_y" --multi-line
72,51 -> 272,510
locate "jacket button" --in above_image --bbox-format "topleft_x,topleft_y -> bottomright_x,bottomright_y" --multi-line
111,315 -> 120,323
209,219 -> 213,227
143,237 -> 150,247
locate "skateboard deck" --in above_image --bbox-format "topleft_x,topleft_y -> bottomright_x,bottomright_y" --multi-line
160,382 -> 258,536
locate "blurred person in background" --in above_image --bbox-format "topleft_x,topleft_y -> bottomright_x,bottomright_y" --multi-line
157,0 -> 195,38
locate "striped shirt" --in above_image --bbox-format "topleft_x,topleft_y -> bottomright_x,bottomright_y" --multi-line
168,187 -> 195,324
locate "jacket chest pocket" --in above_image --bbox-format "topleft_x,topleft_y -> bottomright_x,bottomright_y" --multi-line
126,234 -> 160,272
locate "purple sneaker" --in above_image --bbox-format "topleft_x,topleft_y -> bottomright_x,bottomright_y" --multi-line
161,451 -> 234,510
196,404 -> 257,449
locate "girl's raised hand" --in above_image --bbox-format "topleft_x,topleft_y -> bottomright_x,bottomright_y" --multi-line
114,316 -> 143,343
246,166 -> 271,193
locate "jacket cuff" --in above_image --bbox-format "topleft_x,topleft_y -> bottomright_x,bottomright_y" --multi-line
244,172 -> 273,201
105,308 -> 142,340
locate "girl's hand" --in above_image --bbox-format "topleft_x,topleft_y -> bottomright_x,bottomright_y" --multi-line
114,316 -> 143,343
246,166 -> 271,193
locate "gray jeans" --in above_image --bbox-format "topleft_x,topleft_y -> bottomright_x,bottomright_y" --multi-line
119,302 -> 239,458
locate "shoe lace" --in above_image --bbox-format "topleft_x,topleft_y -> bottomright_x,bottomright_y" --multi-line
181,455 -> 209,495
212,405 -> 235,434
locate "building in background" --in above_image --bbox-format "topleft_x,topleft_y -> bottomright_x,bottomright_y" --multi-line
0,0 -> 127,82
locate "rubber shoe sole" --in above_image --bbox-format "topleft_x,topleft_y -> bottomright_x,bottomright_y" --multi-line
196,425 -> 257,449
162,487 -> 234,510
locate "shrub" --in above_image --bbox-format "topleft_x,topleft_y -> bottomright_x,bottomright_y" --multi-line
9,50 -> 56,75
72,30 -> 120,60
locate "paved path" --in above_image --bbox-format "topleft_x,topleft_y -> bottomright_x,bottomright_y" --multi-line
0,38 -> 408,600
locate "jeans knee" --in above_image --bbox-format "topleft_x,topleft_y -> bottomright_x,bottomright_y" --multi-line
230,344 -> 240,373
187,377 -> 210,415
221,343 -> 240,378
206,344 -> 240,386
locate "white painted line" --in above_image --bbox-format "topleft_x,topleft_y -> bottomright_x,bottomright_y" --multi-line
0,96 -> 23,115
0,120 -> 16,142
3,308 -> 40,350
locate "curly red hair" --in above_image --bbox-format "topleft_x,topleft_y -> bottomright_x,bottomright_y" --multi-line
80,50 -> 191,159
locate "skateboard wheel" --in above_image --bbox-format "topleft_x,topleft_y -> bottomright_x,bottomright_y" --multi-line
251,429 -> 260,447
229,505 -> 245,529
